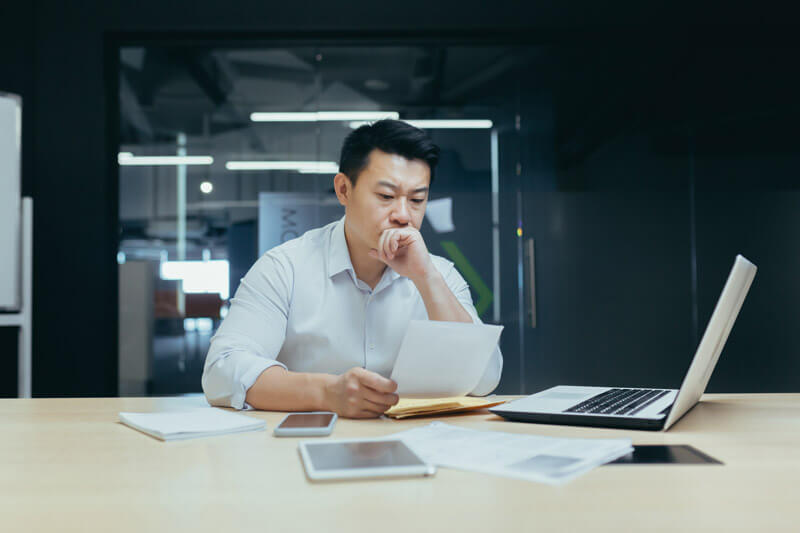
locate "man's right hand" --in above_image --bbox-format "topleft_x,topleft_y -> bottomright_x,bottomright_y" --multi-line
323,367 -> 399,418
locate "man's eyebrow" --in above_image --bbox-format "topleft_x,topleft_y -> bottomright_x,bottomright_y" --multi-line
376,180 -> 428,194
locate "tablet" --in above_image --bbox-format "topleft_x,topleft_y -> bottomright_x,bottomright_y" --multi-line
298,438 -> 436,481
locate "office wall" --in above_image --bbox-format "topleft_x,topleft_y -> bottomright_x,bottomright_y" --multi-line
0,0 -> 796,396
512,42 -> 800,394
690,47 -> 800,391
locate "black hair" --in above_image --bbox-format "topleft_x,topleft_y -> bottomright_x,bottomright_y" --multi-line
338,119 -> 440,185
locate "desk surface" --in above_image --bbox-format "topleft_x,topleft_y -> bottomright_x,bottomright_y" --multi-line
1,394 -> 799,532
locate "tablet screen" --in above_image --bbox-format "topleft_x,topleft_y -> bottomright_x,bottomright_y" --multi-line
304,440 -> 425,471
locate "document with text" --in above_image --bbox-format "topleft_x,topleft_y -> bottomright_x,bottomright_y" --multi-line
387,422 -> 632,485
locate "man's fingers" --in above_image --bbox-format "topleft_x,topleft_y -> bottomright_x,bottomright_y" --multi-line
362,398 -> 392,415
383,229 -> 395,259
376,227 -> 422,263
362,387 -> 399,409
377,231 -> 388,260
370,247 -> 388,264
397,231 -> 414,244
355,408 -> 384,419
355,368 -> 398,393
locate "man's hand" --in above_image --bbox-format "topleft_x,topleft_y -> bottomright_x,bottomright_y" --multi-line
368,227 -> 434,283
323,367 -> 399,419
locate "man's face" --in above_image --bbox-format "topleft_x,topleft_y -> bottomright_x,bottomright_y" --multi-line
337,148 -> 430,253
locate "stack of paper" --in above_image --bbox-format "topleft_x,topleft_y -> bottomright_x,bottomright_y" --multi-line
385,396 -> 506,419
119,408 -> 266,441
387,422 -> 632,485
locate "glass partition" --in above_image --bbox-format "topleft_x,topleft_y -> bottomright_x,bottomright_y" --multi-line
117,44 -> 522,395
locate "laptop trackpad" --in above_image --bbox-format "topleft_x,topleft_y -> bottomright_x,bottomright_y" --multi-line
606,445 -> 722,465
541,391 -> 588,401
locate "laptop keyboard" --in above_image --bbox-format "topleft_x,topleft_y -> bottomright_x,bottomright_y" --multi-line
564,388 -> 670,416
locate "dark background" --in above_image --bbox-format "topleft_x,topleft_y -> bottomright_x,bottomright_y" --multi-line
1,1 -> 797,397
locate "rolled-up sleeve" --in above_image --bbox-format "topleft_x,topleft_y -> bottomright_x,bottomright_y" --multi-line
202,252 -> 292,409
440,261 -> 503,396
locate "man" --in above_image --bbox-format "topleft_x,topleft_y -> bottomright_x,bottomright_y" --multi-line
202,119 -> 502,418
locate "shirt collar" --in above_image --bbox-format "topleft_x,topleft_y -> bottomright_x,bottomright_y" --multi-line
327,216 -> 402,288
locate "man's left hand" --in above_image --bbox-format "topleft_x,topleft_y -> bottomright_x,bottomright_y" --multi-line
369,227 -> 434,283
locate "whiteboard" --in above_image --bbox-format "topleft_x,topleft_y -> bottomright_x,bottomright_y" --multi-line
0,93 -> 21,310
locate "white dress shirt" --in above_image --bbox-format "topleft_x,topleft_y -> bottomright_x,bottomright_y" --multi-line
202,216 -> 503,410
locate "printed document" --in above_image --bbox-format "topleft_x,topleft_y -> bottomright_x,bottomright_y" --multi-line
390,320 -> 503,397
388,422 -> 632,485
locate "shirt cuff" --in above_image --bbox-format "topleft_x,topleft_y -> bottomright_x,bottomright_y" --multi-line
233,359 -> 288,410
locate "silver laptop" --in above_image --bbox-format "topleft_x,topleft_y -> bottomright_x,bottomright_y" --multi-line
491,255 -> 757,431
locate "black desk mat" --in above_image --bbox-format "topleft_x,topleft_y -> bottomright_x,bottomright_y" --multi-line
606,445 -> 723,465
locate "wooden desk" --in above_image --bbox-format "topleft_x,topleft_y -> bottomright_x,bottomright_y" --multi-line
1,394 -> 798,532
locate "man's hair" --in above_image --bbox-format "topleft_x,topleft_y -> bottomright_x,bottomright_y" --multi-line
338,119 -> 440,185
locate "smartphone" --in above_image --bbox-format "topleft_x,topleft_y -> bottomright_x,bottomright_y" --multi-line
273,412 -> 337,437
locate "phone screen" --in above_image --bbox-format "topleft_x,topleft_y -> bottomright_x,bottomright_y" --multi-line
278,413 -> 335,429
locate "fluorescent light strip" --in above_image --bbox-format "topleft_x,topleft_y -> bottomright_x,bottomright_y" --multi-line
251,111 -> 399,122
297,169 -> 339,174
118,153 -> 214,166
225,161 -> 339,172
349,119 -> 493,129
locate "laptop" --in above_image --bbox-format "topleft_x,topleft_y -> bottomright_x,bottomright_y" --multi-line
490,255 -> 757,431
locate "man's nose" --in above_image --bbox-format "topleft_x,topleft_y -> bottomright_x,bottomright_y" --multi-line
391,198 -> 410,225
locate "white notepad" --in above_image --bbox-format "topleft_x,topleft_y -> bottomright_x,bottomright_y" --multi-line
119,408 -> 266,441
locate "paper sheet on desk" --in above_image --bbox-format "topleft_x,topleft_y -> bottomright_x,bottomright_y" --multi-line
390,320 -> 502,398
387,422 -> 633,485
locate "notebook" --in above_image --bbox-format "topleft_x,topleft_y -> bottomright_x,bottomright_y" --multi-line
119,408 -> 266,441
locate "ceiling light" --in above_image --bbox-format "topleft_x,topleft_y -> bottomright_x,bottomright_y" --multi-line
200,181 -> 213,194
118,153 -> 214,166
250,111 -> 399,122
349,119 -> 493,129
225,161 -> 339,173
297,169 -> 339,175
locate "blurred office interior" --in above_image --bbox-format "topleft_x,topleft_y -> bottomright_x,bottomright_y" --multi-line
0,2 -> 797,398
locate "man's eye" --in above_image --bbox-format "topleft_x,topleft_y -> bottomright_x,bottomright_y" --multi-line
411,199 -> 425,204
378,194 -> 393,200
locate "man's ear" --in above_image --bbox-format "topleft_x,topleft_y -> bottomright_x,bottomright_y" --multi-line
333,173 -> 352,207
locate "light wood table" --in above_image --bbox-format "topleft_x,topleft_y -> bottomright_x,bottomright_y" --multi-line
1,394 -> 798,532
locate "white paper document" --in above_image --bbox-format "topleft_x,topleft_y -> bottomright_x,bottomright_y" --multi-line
388,422 -> 632,485
119,408 -> 266,441
425,197 -> 455,233
390,320 -> 503,397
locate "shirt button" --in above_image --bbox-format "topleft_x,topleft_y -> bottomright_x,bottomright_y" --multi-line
368,344 -> 375,350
